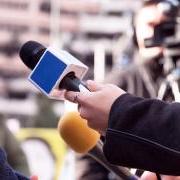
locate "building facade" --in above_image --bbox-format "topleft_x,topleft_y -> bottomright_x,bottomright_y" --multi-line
0,0 -> 140,117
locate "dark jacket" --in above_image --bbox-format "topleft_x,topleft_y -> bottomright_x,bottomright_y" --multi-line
0,148 -> 29,180
0,119 -> 29,176
103,93 -> 180,175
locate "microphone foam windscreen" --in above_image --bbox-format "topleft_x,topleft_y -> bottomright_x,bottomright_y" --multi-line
19,41 -> 46,70
58,111 -> 100,153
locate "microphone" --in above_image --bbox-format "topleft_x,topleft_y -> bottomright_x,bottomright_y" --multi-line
59,111 -> 100,153
19,41 -> 89,100
58,111 -> 138,180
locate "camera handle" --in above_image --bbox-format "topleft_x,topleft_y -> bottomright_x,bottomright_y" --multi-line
157,68 -> 180,102
157,46 -> 180,101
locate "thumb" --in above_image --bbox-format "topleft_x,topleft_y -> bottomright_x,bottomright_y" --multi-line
65,91 -> 90,104
64,80 -> 102,104
86,80 -> 103,92
140,172 -> 157,180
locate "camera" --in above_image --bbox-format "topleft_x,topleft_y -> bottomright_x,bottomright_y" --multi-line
144,0 -> 180,51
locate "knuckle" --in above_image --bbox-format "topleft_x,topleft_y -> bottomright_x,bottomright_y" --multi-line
79,109 -> 87,119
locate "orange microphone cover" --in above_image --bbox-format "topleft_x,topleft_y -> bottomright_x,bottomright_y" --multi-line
58,111 -> 100,153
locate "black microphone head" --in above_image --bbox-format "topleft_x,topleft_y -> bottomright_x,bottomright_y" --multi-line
19,40 -> 46,70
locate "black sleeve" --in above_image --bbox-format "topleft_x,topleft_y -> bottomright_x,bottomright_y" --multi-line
103,93 -> 180,175
0,148 -> 29,180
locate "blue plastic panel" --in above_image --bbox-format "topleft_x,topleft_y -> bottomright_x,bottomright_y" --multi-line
29,50 -> 67,94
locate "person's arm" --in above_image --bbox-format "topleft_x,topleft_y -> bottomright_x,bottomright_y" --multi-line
104,93 -> 180,175
4,125 -> 30,176
0,148 -> 30,180
65,80 -> 180,175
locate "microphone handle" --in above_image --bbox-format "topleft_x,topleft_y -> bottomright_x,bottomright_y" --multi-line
59,74 -> 90,92
88,141 -> 138,180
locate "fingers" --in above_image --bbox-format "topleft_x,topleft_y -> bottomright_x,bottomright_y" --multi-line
64,80 -> 102,103
64,91 -> 88,104
64,80 -> 103,103
64,91 -> 80,103
86,80 -> 103,92
30,175 -> 38,180
140,171 -> 157,180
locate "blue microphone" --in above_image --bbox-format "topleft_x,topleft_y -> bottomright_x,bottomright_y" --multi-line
19,41 -> 89,100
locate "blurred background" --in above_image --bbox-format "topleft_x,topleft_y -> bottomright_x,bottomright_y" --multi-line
0,0 -> 147,179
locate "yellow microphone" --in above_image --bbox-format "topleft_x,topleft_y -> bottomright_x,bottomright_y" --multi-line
58,111 -> 100,153
58,111 -> 138,180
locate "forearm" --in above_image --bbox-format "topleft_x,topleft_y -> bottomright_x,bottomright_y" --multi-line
103,94 -> 180,175
108,93 -> 180,150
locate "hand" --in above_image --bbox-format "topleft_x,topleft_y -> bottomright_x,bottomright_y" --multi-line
30,175 -> 38,180
140,171 -> 180,180
64,80 -> 125,134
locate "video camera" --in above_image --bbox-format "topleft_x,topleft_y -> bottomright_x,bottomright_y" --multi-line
143,0 -> 180,102
144,0 -> 180,51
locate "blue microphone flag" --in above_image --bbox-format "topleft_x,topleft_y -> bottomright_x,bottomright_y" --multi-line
29,50 -> 67,94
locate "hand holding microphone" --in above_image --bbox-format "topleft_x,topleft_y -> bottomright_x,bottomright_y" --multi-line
65,80 -> 126,133
19,40 -> 126,134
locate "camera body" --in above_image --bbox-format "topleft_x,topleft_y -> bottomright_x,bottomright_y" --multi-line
142,0 -> 180,102
144,0 -> 180,51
